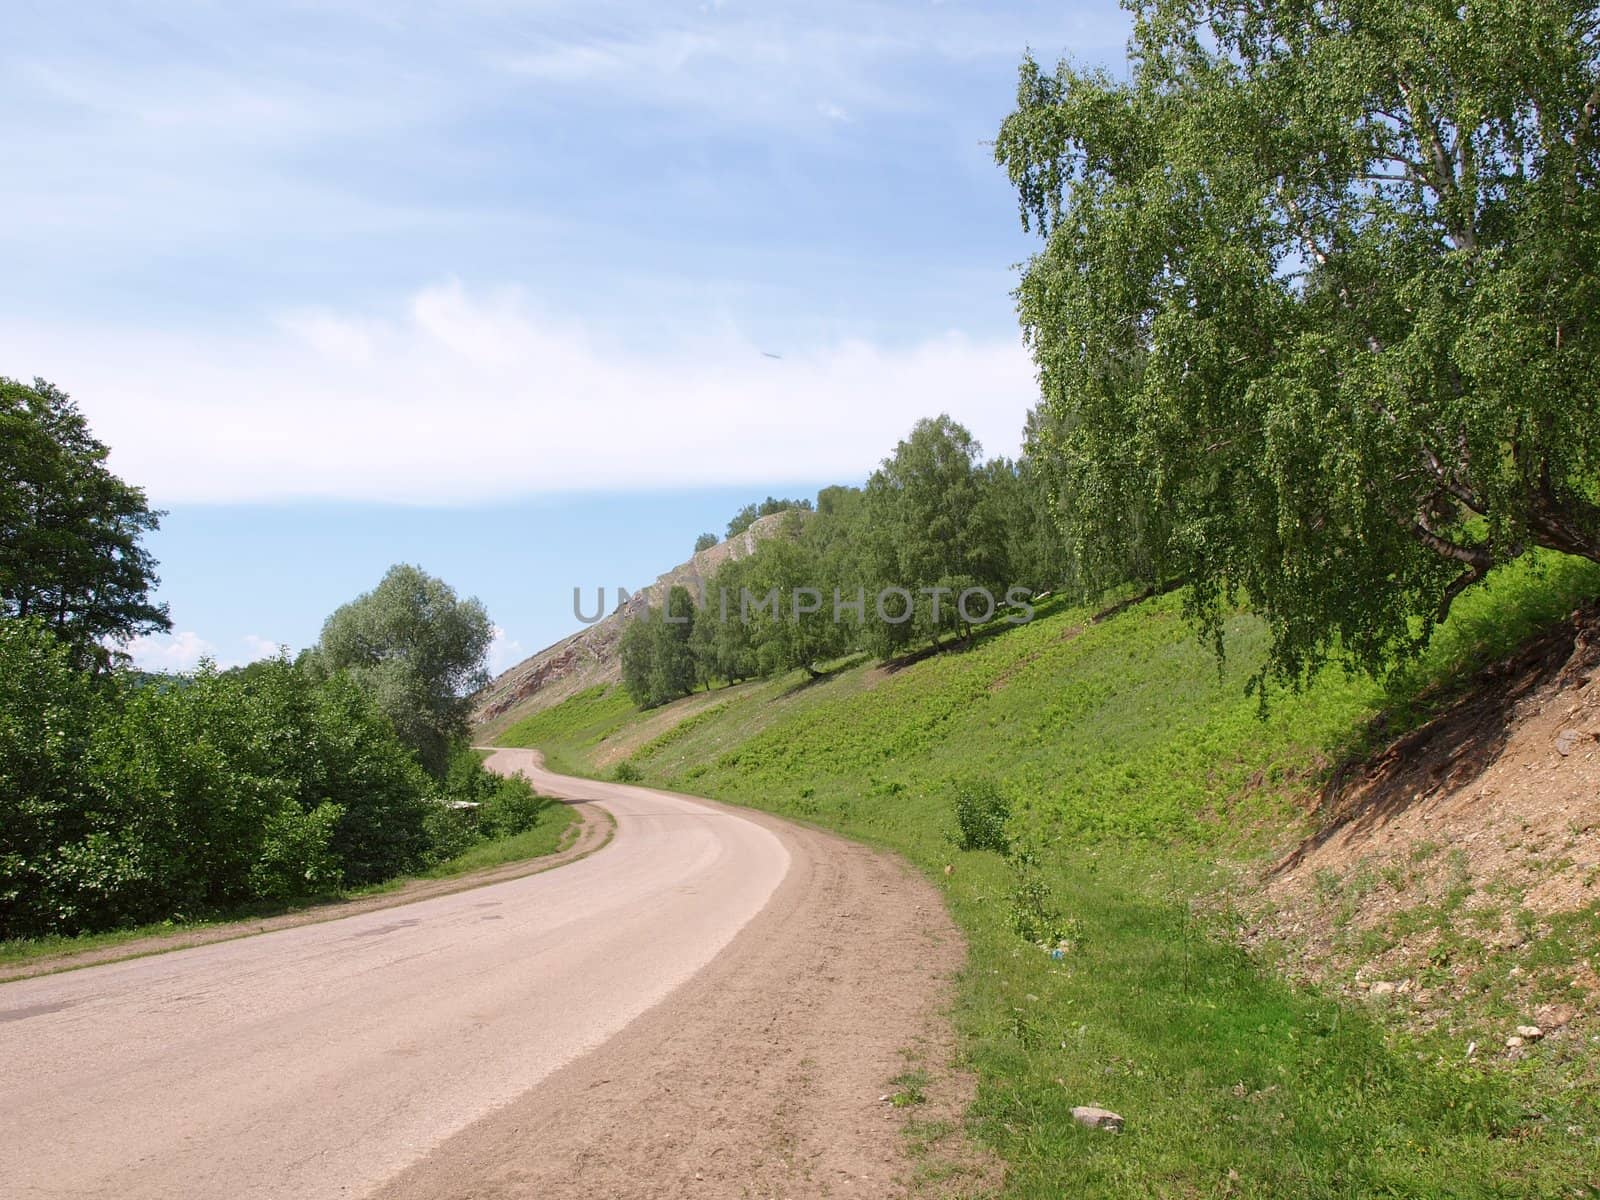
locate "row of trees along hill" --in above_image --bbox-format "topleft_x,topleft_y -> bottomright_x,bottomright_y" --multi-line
1,377 -> 548,939
620,414 -> 1067,708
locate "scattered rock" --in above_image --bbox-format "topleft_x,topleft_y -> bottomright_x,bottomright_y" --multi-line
942,864 -> 954,876
1505,1035 -> 1525,1050
1536,1003 -> 1577,1029
1071,1105 -> 1124,1132
1555,729 -> 1582,756
1515,1025 -> 1544,1041
1368,981 -> 1397,997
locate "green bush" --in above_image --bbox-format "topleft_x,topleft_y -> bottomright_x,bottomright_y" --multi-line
1007,869 -> 1067,946
479,780 -> 550,838
0,619 -> 107,934
421,804 -> 479,864
0,621 -> 448,939
613,760 -> 643,783
952,778 -> 1012,853
250,800 -> 343,902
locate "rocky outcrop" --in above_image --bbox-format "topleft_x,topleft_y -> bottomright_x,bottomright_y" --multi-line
471,512 -> 794,733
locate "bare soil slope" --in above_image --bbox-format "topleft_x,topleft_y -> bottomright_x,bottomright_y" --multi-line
1255,603 -> 1600,1043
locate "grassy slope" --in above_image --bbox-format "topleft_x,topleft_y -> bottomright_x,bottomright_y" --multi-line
499,556 -> 1600,1198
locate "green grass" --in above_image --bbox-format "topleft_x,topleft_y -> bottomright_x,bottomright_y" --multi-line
417,800 -> 579,877
498,553 -> 1600,1197
0,801 -> 581,968
497,682 -> 639,773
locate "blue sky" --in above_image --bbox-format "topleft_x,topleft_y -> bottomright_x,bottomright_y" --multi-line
1,1 -> 1133,672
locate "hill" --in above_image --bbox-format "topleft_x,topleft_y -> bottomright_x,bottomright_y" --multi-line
470,512 -> 793,736
495,555 -> 1600,1197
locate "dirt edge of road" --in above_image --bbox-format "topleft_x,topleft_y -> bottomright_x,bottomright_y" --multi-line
374,773 -> 1001,1200
0,801 -> 614,985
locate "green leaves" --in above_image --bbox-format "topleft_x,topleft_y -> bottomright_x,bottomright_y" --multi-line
0,377 -> 169,668
0,627 -> 447,939
311,564 -> 493,775
620,585 -> 701,708
1000,0 -> 1600,685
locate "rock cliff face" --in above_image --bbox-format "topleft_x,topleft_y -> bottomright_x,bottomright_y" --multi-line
471,512 -> 791,734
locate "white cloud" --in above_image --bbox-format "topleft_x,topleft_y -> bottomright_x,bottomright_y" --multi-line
239,635 -> 286,664
487,625 -> 526,675
123,630 -> 283,673
125,630 -> 217,673
3,281 -> 1039,505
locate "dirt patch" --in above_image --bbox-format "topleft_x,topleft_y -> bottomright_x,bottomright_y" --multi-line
1,801 -> 612,984
374,808 -> 998,1200
1246,603 -> 1600,1039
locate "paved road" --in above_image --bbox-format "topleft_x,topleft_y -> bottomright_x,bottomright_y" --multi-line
0,750 -> 790,1199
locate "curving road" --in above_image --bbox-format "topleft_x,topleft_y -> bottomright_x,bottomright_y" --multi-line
0,752 -> 794,1198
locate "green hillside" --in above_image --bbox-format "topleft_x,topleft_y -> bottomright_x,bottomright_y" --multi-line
500,556 -> 1600,1198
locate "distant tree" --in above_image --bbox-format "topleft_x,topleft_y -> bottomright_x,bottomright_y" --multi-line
975,435 -> 1076,599
619,586 -> 699,707
307,565 -> 492,774
738,514 -> 846,678
693,532 -> 719,553
865,416 -> 1010,647
650,585 -> 699,701
0,377 -> 170,667
998,0 -> 1600,683
725,496 -> 814,539
696,556 -> 761,685
619,609 -> 657,707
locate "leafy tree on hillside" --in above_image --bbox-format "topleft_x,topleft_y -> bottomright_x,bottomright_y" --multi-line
695,555 -> 761,685
725,496 -> 814,539
307,564 -> 492,774
619,586 -> 699,707
0,378 -> 169,667
693,532 -> 719,553
998,0 -> 1600,683
865,415 -> 1011,647
738,515 -> 847,678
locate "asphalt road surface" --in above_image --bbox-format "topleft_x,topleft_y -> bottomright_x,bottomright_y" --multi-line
0,750 -> 974,1198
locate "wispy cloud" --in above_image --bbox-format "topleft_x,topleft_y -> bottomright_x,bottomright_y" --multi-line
5,281 -> 1037,505
124,630 -> 284,673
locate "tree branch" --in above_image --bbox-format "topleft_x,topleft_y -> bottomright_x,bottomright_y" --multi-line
1408,519 -> 1492,569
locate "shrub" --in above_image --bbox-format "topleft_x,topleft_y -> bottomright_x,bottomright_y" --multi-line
421,804 -> 479,864
0,629 -> 444,939
250,800 -> 343,902
952,778 -> 1012,853
0,619 -> 105,935
614,760 -> 643,783
480,778 -> 551,838
1008,869 -> 1068,946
